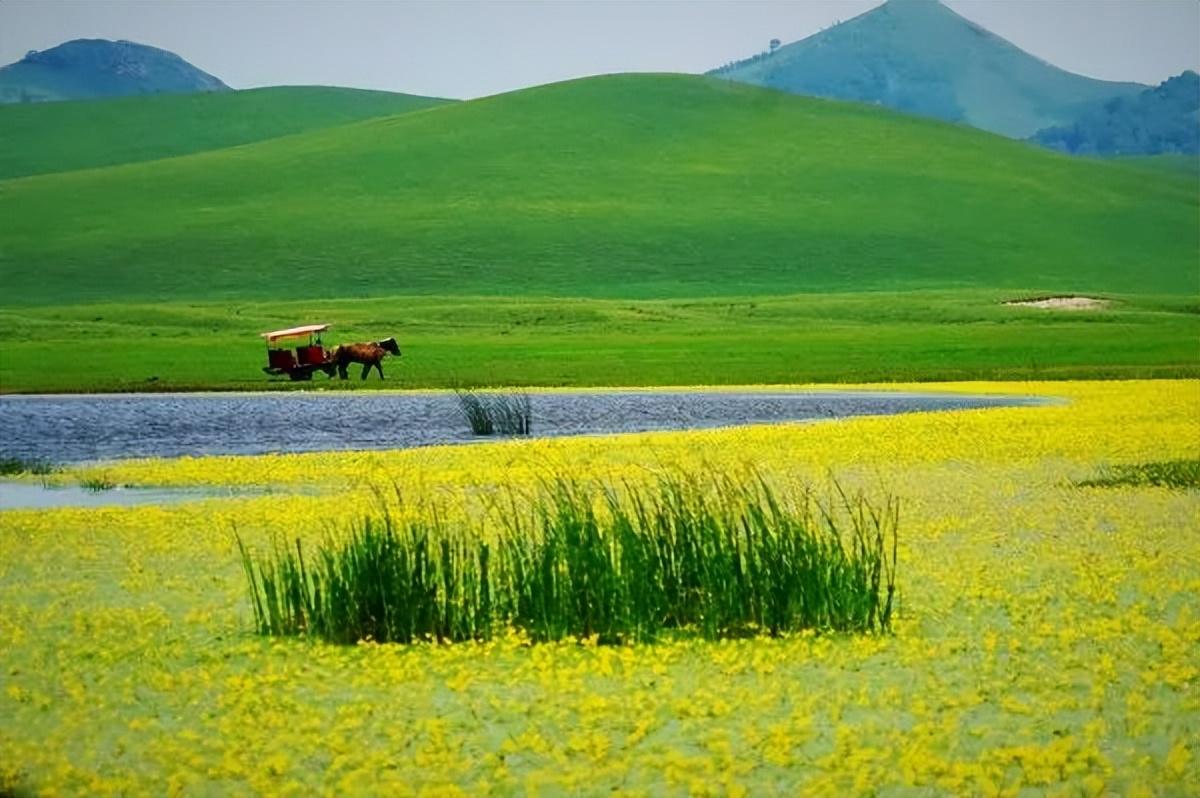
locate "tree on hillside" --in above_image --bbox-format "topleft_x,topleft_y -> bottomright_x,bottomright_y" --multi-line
1032,71 -> 1200,156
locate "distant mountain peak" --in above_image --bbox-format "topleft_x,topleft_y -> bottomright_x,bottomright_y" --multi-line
881,0 -> 951,12
867,0 -> 962,22
1,38 -> 228,104
707,0 -> 1146,139
876,0 -> 978,22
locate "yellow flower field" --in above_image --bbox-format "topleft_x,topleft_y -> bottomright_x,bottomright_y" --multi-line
1,380 -> 1198,797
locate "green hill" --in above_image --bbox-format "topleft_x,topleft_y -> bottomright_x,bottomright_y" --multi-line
1117,154 -> 1200,180
0,73 -> 1195,307
708,0 -> 1146,139
0,86 -> 452,179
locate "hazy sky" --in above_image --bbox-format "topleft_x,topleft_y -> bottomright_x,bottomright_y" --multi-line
2,1 -> 1198,99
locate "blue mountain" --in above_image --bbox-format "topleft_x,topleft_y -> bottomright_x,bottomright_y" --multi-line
0,39 -> 229,104
707,0 -> 1147,139
1031,71 -> 1200,156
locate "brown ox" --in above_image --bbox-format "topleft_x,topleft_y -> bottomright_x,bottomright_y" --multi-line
328,337 -> 401,381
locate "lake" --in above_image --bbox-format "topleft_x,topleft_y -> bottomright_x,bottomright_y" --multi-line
0,389 -> 1045,464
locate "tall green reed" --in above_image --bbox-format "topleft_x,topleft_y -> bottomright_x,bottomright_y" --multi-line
454,389 -> 532,436
1077,458 -> 1200,490
237,473 -> 898,645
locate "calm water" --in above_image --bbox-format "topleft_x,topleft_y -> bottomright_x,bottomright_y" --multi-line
0,482 -> 268,511
0,390 -> 1044,465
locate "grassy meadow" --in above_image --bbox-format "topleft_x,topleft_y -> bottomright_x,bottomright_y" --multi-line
1,74 -> 1195,393
0,85 -> 450,180
1,291 -> 1197,393
1,75 -> 1196,309
1,380 -> 1197,795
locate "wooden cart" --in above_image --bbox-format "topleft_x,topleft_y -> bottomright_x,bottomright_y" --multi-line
260,324 -> 336,381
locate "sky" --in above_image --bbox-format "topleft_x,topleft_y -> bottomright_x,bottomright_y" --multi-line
1,0 -> 1198,100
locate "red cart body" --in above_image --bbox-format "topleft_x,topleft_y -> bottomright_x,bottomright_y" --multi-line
260,324 -> 335,381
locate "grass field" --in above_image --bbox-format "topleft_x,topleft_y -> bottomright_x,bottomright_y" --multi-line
0,74 -> 1194,393
0,85 -> 450,180
1,43 -> 1196,798
1117,153 -> 1200,180
0,291 -> 1196,393
1,75 -> 1196,309
2,380 -> 1197,795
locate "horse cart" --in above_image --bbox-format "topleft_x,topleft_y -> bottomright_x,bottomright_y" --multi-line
260,324 -> 336,381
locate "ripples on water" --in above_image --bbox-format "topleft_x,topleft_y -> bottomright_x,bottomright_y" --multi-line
0,390 -> 1042,464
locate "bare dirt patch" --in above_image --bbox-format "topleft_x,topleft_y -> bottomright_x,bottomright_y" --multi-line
1004,296 -> 1110,311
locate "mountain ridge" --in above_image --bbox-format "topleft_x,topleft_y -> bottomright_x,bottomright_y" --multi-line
707,0 -> 1147,139
1032,71 -> 1200,156
0,38 -> 228,103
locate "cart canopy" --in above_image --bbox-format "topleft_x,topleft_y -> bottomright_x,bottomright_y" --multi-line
260,324 -> 329,343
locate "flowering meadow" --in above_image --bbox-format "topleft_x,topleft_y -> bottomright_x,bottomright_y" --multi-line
1,380 -> 1197,797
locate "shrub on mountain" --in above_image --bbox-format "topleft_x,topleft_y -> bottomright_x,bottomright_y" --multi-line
1033,71 -> 1199,156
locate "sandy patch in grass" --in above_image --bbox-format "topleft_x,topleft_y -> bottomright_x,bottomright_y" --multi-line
1004,295 -> 1110,310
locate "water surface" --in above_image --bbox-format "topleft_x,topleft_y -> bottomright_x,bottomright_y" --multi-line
0,389 -> 1042,465
0,481 -> 265,511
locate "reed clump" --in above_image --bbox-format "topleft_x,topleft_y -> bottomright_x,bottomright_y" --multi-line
1077,458 -> 1200,490
237,474 -> 898,645
454,389 -> 532,436
80,475 -> 117,492
0,457 -> 55,476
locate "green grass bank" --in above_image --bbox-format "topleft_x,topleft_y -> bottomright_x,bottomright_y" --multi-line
1,291 -> 1194,393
